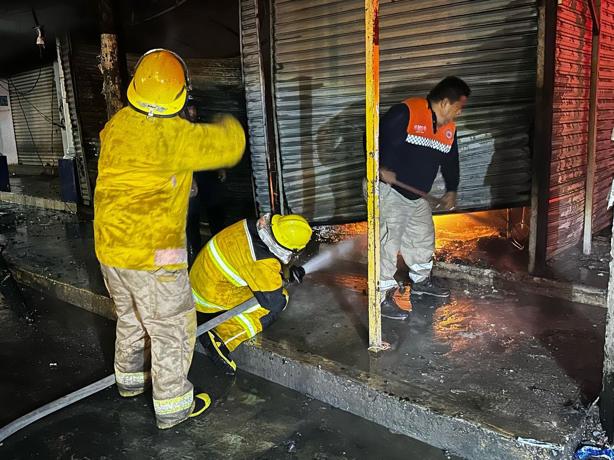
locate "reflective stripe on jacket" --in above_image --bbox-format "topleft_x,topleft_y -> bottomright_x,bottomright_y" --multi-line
189,219 -> 285,316
403,98 -> 456,154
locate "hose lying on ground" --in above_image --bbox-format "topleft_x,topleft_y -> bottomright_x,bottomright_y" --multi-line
0,296 -> 260,443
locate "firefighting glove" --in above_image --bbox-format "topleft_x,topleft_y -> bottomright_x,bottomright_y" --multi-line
289,265 -> 306,284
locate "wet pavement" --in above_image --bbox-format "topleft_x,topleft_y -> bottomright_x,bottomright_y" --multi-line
0,201 -> 106,296
0,290 -> 458,460
7,174 -> 62,201
545,232 -> 612,290
0,201 -> 607,456
276,237 -> 606,447
0,288 -> 115,426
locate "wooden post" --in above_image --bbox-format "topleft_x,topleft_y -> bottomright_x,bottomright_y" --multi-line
98,0 -> 124,119
583,0 -> 601,255
600,181 -> 614,440
528,0 -> 558,274
365,0 -> 384,352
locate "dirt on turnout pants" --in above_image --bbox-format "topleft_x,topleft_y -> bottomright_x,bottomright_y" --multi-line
100,264 -> 196,428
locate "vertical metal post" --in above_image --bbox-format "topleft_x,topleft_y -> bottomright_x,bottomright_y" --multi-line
365,0 -> 383,352
601,180 -> 614,440
528,0 -> 558,274
583,0 -> 601,255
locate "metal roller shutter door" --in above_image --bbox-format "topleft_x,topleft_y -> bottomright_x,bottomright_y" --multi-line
9,66 -> 63,167
242,0 -> 538,222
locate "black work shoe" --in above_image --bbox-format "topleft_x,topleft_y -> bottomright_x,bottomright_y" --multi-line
411,278 -> 450,298
380,290 -> 409,320
157,392 -> 212,429
189,392 -> 212,418
200,331 -> 237,375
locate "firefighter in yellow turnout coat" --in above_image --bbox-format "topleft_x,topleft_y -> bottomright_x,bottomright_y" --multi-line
189,214 -> 312,373
94,49 -> 245,429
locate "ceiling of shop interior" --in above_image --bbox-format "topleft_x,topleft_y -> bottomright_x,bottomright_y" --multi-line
0,0 -> 240,77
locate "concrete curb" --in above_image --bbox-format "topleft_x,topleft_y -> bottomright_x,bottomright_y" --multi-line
12,267 -> 115,320
434,262 -> 606,308
234,338 -> 579,460
0,192 -> 77,213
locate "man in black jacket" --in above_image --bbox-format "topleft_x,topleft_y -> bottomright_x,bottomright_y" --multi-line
378,76 -> 470,320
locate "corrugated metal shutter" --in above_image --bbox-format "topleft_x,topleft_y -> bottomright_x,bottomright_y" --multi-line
240,0 -> 272,213
59,36 -> 92,204
547,0 -> 593,257
593,0 -> 614,233
69,37 -> 107,185
187,58 -> 257,221
184,57 -> 257,222
241,0 -> 538,222
9,66 -> 63,167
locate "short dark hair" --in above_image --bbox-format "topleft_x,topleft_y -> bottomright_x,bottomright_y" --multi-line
427,76 -> 471,103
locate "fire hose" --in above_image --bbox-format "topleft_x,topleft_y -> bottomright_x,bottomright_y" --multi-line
0,296 -> 260,443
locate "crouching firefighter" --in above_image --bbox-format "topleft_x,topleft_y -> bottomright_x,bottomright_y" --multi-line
189,214 -> 312,373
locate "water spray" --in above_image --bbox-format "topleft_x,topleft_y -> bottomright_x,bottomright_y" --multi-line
302,237 -> 361,275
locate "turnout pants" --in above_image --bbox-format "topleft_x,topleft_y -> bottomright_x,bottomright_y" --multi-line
193,291 -> 269,352
101,265 -> 197,428
379,182 -> 435,291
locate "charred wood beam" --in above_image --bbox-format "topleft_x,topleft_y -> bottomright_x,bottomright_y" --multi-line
98,0 -> 125,119
590,0 -> 601,33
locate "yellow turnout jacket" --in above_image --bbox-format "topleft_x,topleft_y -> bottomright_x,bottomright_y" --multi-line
190,219 -> 288,324
94,107 -> 245,270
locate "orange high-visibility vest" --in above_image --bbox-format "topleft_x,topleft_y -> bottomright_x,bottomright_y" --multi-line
402,98 -> 456,154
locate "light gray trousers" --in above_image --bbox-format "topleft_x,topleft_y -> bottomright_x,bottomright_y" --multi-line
379,182 -> 435,291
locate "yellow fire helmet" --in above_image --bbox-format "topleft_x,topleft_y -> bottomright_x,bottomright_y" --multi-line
271,214 -> 313,251
127,48 -> 190,117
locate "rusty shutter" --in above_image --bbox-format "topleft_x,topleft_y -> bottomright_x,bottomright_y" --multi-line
9,66 -> 64,167
547,0 -> 593,257
593,0 -> 614,233
240,0 -> 273,213
241,0 -> 538,222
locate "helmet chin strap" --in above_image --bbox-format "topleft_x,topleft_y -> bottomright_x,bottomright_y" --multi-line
256,214 -> 293,265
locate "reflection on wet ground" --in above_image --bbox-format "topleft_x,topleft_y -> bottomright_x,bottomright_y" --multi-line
0,292 -> 458,460
276,239 -> 605,443
0,201 -> 607,448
